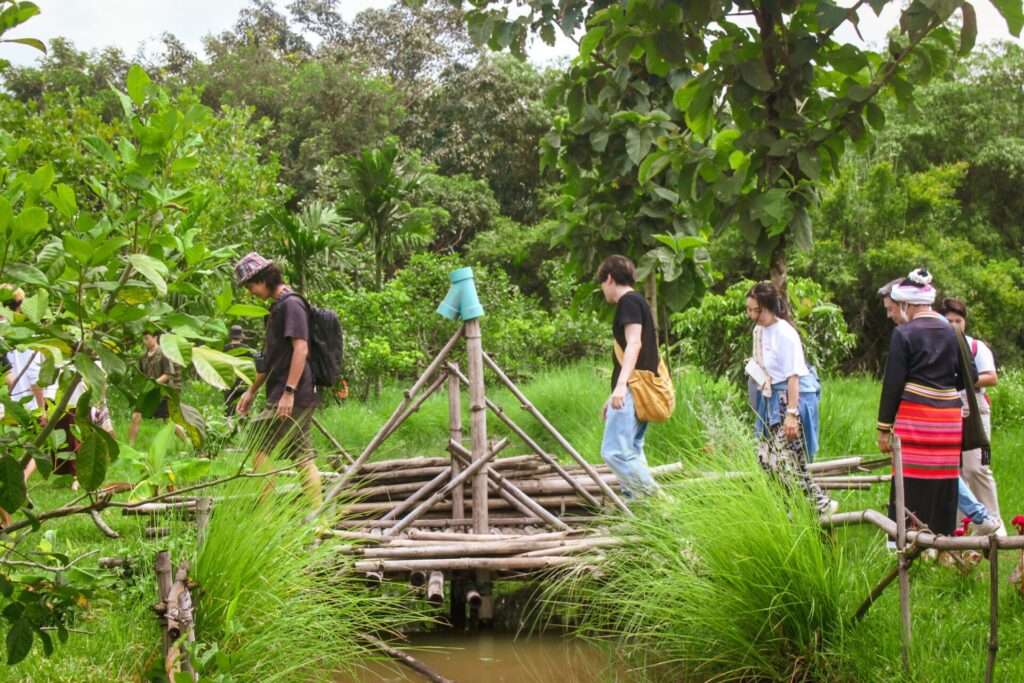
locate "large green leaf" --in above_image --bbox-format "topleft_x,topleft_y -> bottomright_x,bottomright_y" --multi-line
13,206 -> 48,241
126,64 -> 151,106
991,0 -> 1024,35
191,346 -> 236,390
160,333 -> 193,367
5,617 -> 33,665
168,401 -> 206,448
19,289 -> 48,323
5,263 -> 48,286
0,455 -> 27,513
128,254 -> 168,296
83,136 -> 118,168
76,430 -> 112,490
225,303 -> 269,317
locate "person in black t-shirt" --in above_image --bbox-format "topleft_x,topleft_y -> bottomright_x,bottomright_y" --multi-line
234,252 -> 322,507
596,255 -> 659,497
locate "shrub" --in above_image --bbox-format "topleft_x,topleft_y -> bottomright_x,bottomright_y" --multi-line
670,278 -> 856,382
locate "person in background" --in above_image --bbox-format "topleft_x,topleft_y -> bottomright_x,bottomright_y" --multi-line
746,281 -> 836,515
129,330 -> 187,446
222,324 -> 253,417
876,269 -> 972,537
940,297 -> 1005,536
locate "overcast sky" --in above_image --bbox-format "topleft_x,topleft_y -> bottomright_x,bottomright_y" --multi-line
0,0 -> 1019,69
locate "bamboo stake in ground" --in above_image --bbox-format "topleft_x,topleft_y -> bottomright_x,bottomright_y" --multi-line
311,325 -> 465,521
853,543 -> 925,622
447,364 -> 465,521
893,435 -> 911,672
482,351 -> 632,515
195,497 -> 212,548
986,537 -> 999,683
465,319 -> 492,622
446,361 -> 604,509
312,416 -> 354,465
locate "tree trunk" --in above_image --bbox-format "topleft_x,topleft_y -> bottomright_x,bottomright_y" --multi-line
769,235 -> 790,318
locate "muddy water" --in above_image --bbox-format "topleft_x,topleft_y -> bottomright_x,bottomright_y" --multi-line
337,632 -> 630,683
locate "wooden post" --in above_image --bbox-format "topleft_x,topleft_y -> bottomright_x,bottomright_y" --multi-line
482,351 -> 632,515
986,537 -> 999,683
448,364 -> 465,521
446,361 -> 603,509
195,497 -> 212,548
311,325 -> 465,521
155,551 -> 173,656
464,318 -> 492,622
893,435 -> 911,672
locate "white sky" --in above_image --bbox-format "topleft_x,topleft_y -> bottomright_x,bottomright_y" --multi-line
0,0 -> 1019,68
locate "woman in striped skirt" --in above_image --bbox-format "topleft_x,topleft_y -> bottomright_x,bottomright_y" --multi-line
877,269 -> 969,536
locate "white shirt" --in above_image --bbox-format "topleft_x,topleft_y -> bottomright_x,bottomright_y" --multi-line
759,320 -> 809,384
6,349 -> 56,411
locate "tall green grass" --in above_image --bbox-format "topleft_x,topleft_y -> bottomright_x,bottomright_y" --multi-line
542,405 -> 880,682
191,476 -> 419,681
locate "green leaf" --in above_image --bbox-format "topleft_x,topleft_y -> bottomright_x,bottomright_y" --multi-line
87,237 -> 130,268
76,431 -> 112,490
790,206 -> 813,251
13,206 -> 48,240
19,290 -> 48,323
828,44 -> 869,75
0,455 -> 27,514
160,333 -> 193,367
5,263 -> 48,286
49,184 -> 78,219
168,401 -> 206,448
740,59 -> 774,91
959,2 -> 978,54
590,130 -> 611,153
797,148 -> 822,180
73,352 -> 107,393
638,150 -> 671,183
625,127 -> 652,166
29,163 -> 55,192
224,303 -> 269,318
578,25 -> 606,58
6,618 -> 33,665
2,37 -> 45,53
62,234 -> 92,265
83,136 -> 118,168
190,346 -> 237,390
215,280 -> 233,314
128,254 -> 168,296
0,196 -> 12,237
653,28 -> 688,65
126,64 -> 151,106
865,101 -> 886,129
991,0 -> 1024,35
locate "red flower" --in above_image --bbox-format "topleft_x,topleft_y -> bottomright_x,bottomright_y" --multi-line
1011,515 -> 1024,534
953,528 -> 965,537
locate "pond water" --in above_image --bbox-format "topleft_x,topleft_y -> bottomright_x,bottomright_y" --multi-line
337,632 -> 630,683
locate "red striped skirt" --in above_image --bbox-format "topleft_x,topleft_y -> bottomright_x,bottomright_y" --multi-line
893,401 -> 962,480
888,400 -> 961,535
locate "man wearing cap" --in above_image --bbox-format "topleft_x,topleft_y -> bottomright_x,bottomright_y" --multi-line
222,324 -> 252,417
129,330 -> 188,446
233,252 -> 322,506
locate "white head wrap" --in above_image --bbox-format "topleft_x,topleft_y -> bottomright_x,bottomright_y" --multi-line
889,268 -> 936,305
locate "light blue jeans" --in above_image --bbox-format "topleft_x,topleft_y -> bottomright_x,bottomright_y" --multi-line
958,477 -> 989,524
601,389 -> 657,498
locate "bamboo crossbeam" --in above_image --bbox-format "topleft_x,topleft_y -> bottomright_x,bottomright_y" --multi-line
516,536 -> 625,558
336,515 -> 607,529
344,495 -> 594,516
826,510 -> 1024,550
312,325 -> 465,521
446,361 -> 605,509
353,539 -> 590,559
352,556 -> 588,572
807,456 -> 892,474
407,530 -> 578,543
482,352 -> 631,515
384,437 -> 509,537
123,501 -> 197,515
379,467 -> 451,523
449,440 -> 569,530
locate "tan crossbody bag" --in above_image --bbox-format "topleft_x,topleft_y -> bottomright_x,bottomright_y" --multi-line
613,342 -> 676,423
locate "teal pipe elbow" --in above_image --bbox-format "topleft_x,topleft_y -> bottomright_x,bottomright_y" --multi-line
436,267 -> 485,321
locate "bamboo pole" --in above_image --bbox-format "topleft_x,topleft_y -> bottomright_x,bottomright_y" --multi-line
384,438 -> 509,537
427,571 -> 445,605
893,435 -> 911,672
345,494 -> 593,516
378,467 -> 451,523
517,536 -> 624,558
482,351 -> 632,515
195,497 -> 212,548
464,583 -> 482,607
361,634 -> 455,683
853,544 -> 925,621
311,325 -> 465,520
90,510 -> 119,538
449,440 -> 569,530
353,556 -> 588,572
465,318 -> 492,623
446,361 -> 604,509
381,372 -> 448,443
447,364 -> 465,521
337,515 -> 607,529
354,539 -> 591,559
123,501 -> 197,515
407,530 -> 578,543
312,416 -> 354,465
986,538 -> 999,683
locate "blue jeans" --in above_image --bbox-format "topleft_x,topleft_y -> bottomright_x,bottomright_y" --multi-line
958,477 -> 989,524
601,389 -> 657,498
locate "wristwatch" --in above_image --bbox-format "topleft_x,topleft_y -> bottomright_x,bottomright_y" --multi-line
284,384 -> 296,394
785,407 -> 799,416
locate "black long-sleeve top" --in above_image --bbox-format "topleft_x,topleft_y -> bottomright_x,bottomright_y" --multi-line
877,312 -> 974,429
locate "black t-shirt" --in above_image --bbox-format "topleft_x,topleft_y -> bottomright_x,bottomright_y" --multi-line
262,293 -> 319,408
611,291 -> 660,390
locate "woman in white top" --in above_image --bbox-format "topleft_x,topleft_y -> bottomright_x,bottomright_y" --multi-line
940,296 -> 1005,536
746,281 -> 835,514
